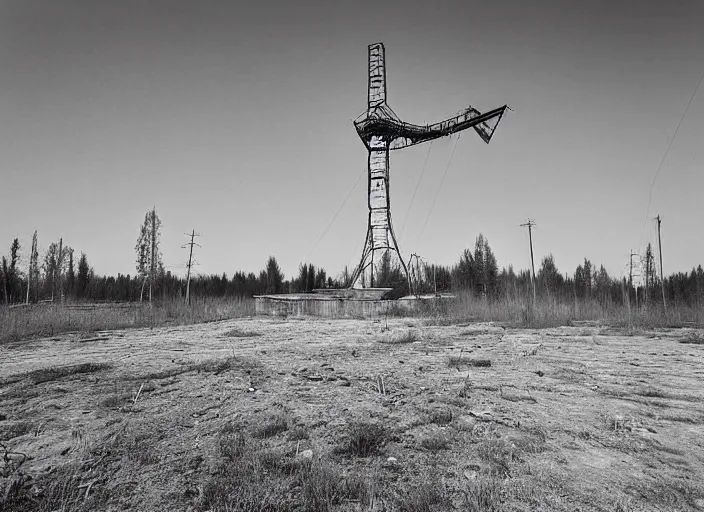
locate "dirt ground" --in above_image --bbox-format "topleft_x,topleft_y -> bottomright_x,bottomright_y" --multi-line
2,316 -> 704,511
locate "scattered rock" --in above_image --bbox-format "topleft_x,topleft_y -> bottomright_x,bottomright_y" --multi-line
387,457 -> 398,464
463,469 -> 477,480
298,449 -> 313,460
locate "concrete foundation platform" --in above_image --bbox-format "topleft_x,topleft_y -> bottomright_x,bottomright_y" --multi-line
254,289 -> 455,318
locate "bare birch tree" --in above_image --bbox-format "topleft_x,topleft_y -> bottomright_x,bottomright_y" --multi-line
135,208 -> 162,303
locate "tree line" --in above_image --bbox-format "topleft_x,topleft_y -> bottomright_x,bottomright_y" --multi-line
3,209 -> 703,308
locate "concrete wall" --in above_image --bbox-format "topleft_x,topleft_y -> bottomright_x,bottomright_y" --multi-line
254,295 -> 453,319
255,297 -> 393,318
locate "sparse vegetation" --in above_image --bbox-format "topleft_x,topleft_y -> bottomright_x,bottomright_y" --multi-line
201,422 -> 373,512
2,314 -> 703,511
0,297 -> 254,344
429,409 -> 453,425
337,422 -> 388,457
463,478 -> 503,512
252,413 -> 289,439
379,329 -> 419,344
134,355 -> 261,381
394,479 -> 450,512
448,356 -> 491,369
224,327 -> 261,338
419,433 -> 450,452
680,331 -> 704,344
0,421 -> 34,440
287,427 -> 311,441
477,439 -> 516,477
28,362 -> 111,384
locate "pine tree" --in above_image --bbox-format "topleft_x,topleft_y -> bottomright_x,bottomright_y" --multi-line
473,235 -> 486,296
1,256 -> 8,304
8,239 -> 20,303
265,256 -> 284,294
453,248 -> 475,291
28,231 -> 39,303
537,254 -> 562,297
315,268 -> 326,289
644,243 -> 655,303
583,259 -> 592,299
306,264 -> 315,292
77,253 -> 90,298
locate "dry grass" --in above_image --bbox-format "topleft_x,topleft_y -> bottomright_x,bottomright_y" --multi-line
379,329 -> 419,344
680,331 -> 704,344
462,478 -> 503,512
394,479 -> 450,512
0,420 -> 35,440
419,433 -> 450,452
0,297 -> 254,344
28,362 -> 111,384
448,356 -> 491,369
135,355 -> 262,381
251,413 -> 289,439
429,409 -> 453,425
336,422 -> 388,457
201,422 -> 373,512
223,327 -> 261,338
422,291 -> 704,329
3,314 -> 703,511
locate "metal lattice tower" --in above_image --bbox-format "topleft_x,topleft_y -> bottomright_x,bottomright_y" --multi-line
348,42 -> 508,292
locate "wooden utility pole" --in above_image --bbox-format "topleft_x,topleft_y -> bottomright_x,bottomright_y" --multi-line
57,238 -> 63,302
520,220 -> 537,303
656,215 -> 666,310
182,231 -> 200,305
150,209 -> 156,304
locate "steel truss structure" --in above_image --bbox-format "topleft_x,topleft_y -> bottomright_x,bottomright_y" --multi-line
348,42 -> 508,292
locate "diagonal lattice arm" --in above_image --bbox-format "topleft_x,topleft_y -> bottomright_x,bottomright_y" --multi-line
355,105 -> 507,150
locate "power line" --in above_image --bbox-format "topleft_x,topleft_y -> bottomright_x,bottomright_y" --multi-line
418,134 -> 461,242
305,167 -> 365,263
399,140 -> 433,242
639,67 -> 704,250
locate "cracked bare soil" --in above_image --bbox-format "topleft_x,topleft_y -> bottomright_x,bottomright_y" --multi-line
2,317 -> 704,511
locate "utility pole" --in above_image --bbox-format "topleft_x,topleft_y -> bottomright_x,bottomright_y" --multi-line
150,209 -> 156,304
182,230 -> 201,305
656,215 -> 666,310
520,219 -> 537,304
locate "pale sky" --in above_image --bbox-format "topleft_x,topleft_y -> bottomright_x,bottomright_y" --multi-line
1,0 -> 702,281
